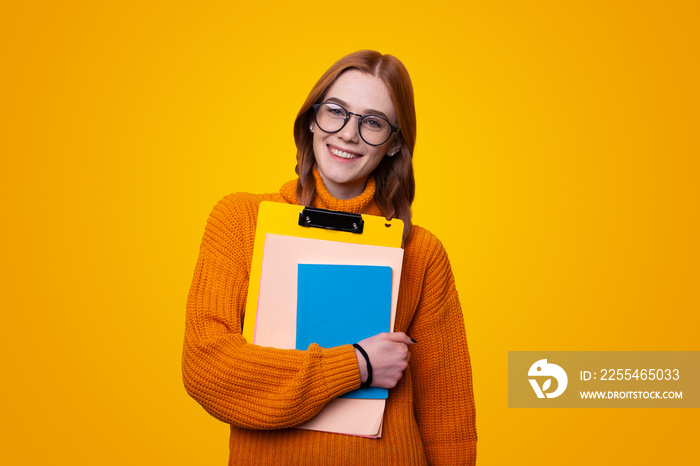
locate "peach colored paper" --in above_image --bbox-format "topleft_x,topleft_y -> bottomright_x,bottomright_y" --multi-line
254,234 -> 404,437
297,398 -> 384,438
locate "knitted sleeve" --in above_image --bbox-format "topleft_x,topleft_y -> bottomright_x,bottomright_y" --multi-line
407,231 -> 477,465
182,194 -> 361,429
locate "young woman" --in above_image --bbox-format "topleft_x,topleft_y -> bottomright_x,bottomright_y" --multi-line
183,50 -> 477,465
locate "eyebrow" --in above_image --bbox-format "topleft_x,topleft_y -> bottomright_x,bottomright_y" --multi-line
325,97 -> 392,121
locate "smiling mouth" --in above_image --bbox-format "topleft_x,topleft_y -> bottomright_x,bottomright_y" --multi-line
328,145 -> 361,160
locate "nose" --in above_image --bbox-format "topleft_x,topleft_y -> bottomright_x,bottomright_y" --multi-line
338,114 -> 361,143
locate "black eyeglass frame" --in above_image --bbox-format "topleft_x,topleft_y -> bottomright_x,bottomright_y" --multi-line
311,102 -> 400,147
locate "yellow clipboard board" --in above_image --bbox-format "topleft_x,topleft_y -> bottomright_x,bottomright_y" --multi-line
242,201 -> 404,343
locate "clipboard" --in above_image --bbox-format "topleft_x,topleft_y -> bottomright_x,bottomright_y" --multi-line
242,202 -> 404,437
242,201 -> 404,342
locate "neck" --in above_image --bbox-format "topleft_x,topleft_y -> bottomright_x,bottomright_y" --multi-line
317,173 -> 367,200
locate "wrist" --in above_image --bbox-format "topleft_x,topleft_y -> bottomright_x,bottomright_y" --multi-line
354,347 -> 368,384
353,343 -> 373,388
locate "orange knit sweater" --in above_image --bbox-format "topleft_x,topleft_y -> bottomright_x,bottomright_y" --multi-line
183,170 -> 477,465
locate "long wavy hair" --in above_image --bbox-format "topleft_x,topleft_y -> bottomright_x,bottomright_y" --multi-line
293,50 -> 417,240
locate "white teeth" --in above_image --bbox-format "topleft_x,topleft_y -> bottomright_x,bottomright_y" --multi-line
329,147 -> 359,159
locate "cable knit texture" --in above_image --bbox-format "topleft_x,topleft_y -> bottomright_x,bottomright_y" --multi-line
183,169 -> 477,465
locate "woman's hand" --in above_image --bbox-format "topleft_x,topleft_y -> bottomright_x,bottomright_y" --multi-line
354,332 -> 415,389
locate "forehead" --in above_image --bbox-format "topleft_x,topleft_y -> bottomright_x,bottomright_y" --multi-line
325,69 -> 396,118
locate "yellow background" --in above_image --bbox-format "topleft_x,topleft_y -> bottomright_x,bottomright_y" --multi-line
1,1 -> 697,464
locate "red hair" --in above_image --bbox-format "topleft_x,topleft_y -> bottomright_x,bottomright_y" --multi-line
293,50 -> 416,240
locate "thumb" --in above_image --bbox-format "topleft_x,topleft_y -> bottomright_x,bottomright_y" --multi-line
384,332 -> 416,345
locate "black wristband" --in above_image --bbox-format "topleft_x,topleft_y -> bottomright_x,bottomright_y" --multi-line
353,343 -> 373,388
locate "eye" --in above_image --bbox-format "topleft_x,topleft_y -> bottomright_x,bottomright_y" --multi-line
324,103 -> 346,117
362,117 -> 385,130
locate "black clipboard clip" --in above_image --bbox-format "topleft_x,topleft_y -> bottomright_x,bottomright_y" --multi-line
298,207 -> 364,234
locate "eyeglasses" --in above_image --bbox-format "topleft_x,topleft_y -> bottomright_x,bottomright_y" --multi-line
312,102 -> 400,146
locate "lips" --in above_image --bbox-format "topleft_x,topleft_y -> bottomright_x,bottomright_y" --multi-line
328,145 -> 362,160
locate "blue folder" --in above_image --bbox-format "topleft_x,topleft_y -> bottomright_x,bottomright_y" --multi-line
296,264 -> 392,399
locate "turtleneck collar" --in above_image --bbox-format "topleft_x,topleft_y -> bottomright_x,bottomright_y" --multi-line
280,168 -> 383,216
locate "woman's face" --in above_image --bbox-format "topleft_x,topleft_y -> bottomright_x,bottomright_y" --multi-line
312,69 -> 400,200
